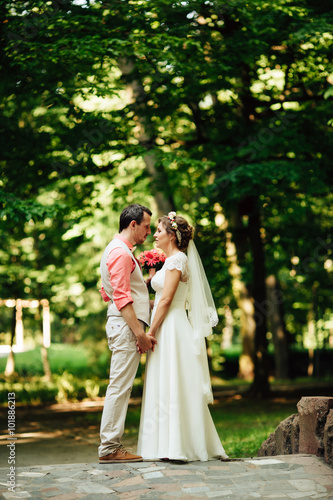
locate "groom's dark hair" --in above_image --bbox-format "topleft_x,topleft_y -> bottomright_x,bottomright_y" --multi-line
119,204 -> 152,232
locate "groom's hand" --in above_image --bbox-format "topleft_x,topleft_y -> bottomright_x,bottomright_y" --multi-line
120,303 -> 156,353
136,332 -> 156,353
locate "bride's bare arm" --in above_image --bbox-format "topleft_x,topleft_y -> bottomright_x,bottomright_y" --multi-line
147,268 -> 181,338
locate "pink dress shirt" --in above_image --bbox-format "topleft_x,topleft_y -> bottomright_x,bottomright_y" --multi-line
99,235 -> 136,311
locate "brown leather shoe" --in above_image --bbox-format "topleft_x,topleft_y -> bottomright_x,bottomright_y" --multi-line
99,448 -> 143,464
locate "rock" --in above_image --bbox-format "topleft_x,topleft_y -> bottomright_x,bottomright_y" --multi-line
324,409 -> 333,467
257,414 -> 299,457
258,431 -> 276,457
258,397 -> 333,466
275,414 -> 299,455
297,396 -> 333,456
290,414 -> 300,454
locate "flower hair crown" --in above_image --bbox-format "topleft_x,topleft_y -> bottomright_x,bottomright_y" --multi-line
168,211 -> 182,243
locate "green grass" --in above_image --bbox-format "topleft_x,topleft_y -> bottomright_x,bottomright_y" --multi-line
0,344 -> 89,377
210,398 -> 297,458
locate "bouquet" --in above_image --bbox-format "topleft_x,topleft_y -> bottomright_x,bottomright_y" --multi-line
138,249 -> 166,272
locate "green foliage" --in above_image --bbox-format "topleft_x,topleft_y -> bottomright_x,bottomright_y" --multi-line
0,0 -> 332,377
1,340 -> 332,408
0,378 -> 58,405
0,374 -> 110,405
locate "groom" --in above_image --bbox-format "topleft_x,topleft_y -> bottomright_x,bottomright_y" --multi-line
98,204 -> 156,463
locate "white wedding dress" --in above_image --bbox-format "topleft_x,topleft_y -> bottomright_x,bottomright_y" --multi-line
137,252 -> 228,462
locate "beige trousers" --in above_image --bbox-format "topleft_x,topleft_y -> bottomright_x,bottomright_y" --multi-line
98,316 -> 142,458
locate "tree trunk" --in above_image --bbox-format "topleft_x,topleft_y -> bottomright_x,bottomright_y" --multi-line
266,275 -> 289,379
39,302 -> 52,382
228,208 -> 255,380
221,304 -> 233,350
41,345 -> 52,382
144,151 -> 174,215
118,57 -> 174,216
307,284 -> 318,377
5,305 -> 16,377
219,206 -> 255,379
32,231 -> 52,381
236,281 -> 256,381
247,199 -> 270,398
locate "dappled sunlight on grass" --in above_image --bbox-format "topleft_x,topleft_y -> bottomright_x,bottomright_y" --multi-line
210,398 -> 297,458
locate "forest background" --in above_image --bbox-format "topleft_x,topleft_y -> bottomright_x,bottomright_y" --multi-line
1,0 -> 332,400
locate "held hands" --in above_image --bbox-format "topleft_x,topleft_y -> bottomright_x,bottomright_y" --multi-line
136,331 -> 157,354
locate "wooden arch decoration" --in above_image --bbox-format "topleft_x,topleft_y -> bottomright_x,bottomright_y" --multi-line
0,298 -> 51,350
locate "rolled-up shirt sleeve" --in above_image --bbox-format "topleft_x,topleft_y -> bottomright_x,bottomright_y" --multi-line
99,286 -> 110,302
107,248 -> 135,311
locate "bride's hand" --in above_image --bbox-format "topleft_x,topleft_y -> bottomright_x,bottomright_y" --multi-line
147,331 -> 156,352
136,333 -> 156,354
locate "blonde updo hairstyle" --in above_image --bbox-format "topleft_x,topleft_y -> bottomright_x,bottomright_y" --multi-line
160,214 -> 194,252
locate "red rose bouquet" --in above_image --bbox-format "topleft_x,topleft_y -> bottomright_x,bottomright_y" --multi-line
138,249 -> 166,271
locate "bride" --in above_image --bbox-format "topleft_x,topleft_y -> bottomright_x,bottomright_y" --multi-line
137,212 -> 228,462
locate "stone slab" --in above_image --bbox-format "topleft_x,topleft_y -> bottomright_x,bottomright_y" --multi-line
0,455 -> 332,500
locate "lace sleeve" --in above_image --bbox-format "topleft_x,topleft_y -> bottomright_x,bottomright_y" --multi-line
164,253 -> 189,282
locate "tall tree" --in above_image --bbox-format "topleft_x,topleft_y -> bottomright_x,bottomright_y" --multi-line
1,0 -> 332,395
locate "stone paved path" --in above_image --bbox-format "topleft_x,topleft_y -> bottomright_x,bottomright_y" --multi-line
1,454 -> 332,499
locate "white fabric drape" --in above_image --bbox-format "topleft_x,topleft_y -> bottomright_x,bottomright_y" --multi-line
187,240 -> 219,404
